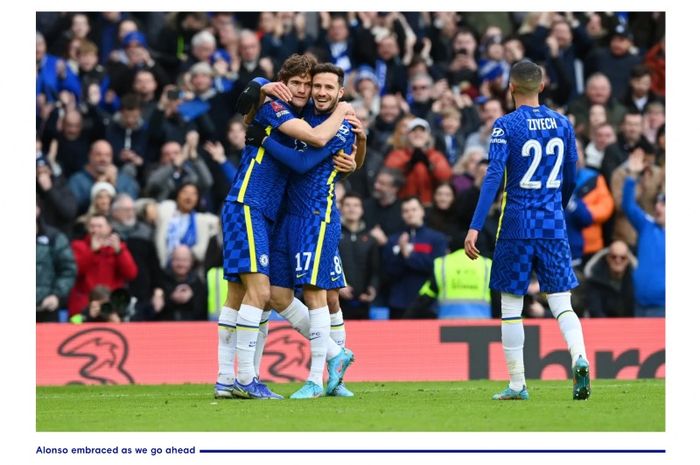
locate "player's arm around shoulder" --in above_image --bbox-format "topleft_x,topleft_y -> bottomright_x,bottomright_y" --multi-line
280,101 -> 354,147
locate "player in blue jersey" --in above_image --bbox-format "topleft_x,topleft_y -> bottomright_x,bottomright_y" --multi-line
464,60 -> 591,401
246,63 -> 364,398
215,55 -> 356,400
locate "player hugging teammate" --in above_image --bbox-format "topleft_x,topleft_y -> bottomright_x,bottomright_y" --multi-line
214,54 -> 367,399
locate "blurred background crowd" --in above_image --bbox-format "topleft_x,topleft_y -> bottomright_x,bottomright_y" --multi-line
35,11 -> 665,323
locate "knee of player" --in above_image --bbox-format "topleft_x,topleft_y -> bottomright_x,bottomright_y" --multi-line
303,286 -> 327,309
225,282 -> 245,308
269,286 -> 293,311
326,290 -> 340,313
247,286 -> 272,308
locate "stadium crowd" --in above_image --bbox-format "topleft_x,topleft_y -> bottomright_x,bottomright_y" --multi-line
35,11 -> 665,323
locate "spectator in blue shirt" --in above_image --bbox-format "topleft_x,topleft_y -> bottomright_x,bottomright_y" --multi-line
622,155 -> 665,317
36,31 -> 82,108
382,197 -> 448,319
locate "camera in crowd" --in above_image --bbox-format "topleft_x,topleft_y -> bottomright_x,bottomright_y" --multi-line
166,88 -> 182,101
82,286 -> 134,323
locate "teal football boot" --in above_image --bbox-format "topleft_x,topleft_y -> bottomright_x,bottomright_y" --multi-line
290,381 -> 324,399
573,356 -> 591,400
326,348 -> 354,395
328,383 -> 354,397
492,385 -> 530,400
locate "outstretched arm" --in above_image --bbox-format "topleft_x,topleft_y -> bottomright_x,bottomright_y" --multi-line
622,176 -> 650,232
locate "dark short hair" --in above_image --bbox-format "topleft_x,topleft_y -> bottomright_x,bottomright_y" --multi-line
402,196 -> 422,206
630,64 -> 651,80
135,68 -> 155,79
174,181 -> 201,205
90,212 -> 109,220
330,14 -> 348,25
227,115 -> 245,129
88,213 -> 111,227
377,166 -> 405,190
341,191 -> 364,206
509,59 -> 543,95
120,93 -> 141,111
434,181 -> 456,197
89,285 -> 111,302
278,54 -> 317,83
312,63 -> 344,87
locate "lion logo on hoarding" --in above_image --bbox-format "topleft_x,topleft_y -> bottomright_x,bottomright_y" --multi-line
57,328 -> 134,385
259,326 -> 310,383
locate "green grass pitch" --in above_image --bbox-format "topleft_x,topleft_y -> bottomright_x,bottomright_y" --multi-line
36,379 -> 664,432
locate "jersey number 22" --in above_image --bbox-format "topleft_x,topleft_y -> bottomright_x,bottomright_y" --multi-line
519,137 -> 564,189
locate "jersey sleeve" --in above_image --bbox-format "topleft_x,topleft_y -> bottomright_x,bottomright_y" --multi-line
262,137 -> 333,174
255,100 -> 297,129
565,121 -> 578,164
469,157 -> 505,231
325,120 -> 356,155
487,118 -> 509,162
560,120 -> 579,206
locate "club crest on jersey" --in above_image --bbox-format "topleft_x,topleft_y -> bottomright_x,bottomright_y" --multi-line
270,101 -> 289,117
294,139 -> 308,152
259,254 -> 269,267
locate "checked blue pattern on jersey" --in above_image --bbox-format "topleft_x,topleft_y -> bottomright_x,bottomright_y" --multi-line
491,105 -> 578,240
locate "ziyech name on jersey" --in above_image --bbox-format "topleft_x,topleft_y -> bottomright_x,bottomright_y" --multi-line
527,118 -> 558,131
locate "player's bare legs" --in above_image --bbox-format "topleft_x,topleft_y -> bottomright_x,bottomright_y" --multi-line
215,281 -> 246,396
225,281 -> 246,310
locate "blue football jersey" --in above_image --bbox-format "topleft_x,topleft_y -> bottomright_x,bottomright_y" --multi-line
225,99 -> 298,220
489,105 -> 578,240
285,107 -> 356,223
